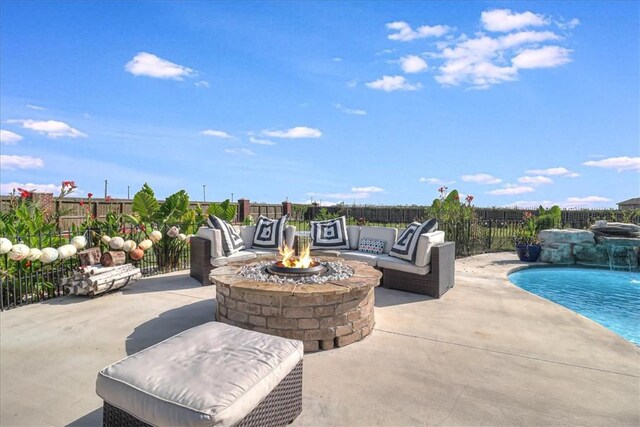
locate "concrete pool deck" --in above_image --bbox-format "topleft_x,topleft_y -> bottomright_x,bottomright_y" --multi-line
1,253 -> 638,426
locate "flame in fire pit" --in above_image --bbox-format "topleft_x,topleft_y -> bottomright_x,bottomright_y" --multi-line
278,243 -> 313,268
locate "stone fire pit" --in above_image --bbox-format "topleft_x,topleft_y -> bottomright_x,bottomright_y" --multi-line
210,258 -> 382,352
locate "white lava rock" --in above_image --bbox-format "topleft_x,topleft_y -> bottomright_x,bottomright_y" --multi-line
178,233 -> 187,241
122,240 -> 137,252
71,235 -> 87,250
138,239 -> 153,251
57,244 -> 77,260
0,238 -> 13,255
149,230 -> 162,243
27,248 -> 43,262
39,247 -> 59,263
109,236 -> 124,250
101,235 -> 112,245
9,244 -> 30,261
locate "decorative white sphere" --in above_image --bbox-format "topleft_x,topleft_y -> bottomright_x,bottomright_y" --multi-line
149,230 -> 162,243
178,233 -> 187,241
27,248 -> 43,262
0,238 -> 13,255
122,240 -> 137,252
71,236 -> 87,250
57,244 -> 77,260
39,247 -> 59,263
138,239 -> 153,251
101,235 -> 112,245
167,226 -> 180,238
109,237 -> 125,250
9,244 -> 30,261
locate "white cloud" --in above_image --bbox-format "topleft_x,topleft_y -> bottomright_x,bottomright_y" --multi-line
7,119 -> 87,138
566,196 -> 611,204
583,156 -> 640,172
386,21 -> 450,41
461,173 -> 502,184
125,52 -> 195,80
351,186 -> 384,193
194,80 -> 210,88
26,104 -> 45,110
262,127 -> 322,138
332,57 -> 342,62
556,18 -> 580,30
307,191 -> 370,200
517,175 -> 554,185
249,136 -> 276,146
224,148 -> 255,156
366,75 -> 422,92
299,199 -> 336,207
525,166 -> 579,177
400,55 -> 428,73
481,9 -> 549,32
375,49 -> 395,56
0,182 -> 59,195
200,129 -> 233,139
512,46 -> 572,69
419,177 -> 444,184
488,186 -> 535,195
0,129 -> 23,145
335,104 -> 367,115
0,155 -> 44,170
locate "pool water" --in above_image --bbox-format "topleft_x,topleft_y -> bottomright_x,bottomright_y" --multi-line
509,268 -> 640,345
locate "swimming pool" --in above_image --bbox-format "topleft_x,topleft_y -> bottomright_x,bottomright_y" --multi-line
509,267 -> 640,345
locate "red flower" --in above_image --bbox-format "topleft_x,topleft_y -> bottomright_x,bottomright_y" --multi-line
79,201 -> 84,206
453,195 -> 460,201
465,195 -> 474,204
25,261 -> 32,268
105,195 -> 112,202
140,224 -> 146,232
62,181 -> 77,189
87,193 -> 93,199
17,188 -> 31,198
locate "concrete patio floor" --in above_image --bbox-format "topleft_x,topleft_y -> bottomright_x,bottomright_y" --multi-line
1,253 -> 638,426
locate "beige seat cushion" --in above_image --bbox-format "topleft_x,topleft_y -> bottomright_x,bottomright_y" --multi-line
211,251 -> 256,267
197,226 -> 224,258
376,254 -> 431,275
359,226 -> 397,254
245,248 -> 279,259
96,322 -> 303,427
339,250 -> 381,266
310,249 -> 342,257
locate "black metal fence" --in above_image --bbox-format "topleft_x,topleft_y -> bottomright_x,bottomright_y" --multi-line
1,224 -> 190,311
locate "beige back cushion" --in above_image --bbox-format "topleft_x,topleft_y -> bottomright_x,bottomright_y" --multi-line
346,226 -> 361,250
359,226 -> 398,254
414,231 -> 445,267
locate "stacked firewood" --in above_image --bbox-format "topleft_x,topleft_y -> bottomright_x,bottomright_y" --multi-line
62,264 -> 142,297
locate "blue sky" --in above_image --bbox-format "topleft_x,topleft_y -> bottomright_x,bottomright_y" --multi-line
1,1 -> 638,208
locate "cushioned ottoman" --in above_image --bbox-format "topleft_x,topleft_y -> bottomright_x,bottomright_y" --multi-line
96,322 -> 303,427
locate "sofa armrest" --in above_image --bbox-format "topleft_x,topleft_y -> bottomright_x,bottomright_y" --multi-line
196,226 -> 224,258
190,236 -> 213,285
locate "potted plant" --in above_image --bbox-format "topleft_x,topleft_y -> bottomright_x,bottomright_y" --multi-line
514,211 -> 542,262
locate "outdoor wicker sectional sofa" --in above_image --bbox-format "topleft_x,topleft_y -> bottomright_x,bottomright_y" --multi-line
190,223 -> 455,298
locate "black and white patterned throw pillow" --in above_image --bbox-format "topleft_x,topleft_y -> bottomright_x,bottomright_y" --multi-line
389,218 -> 438,263
310,216 -> 350,249
207,215 -> 245,256
252,215 -> 289,249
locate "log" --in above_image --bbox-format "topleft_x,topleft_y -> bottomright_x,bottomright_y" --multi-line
84,265 -> 119,275
78,247 -> 102,267
88,274 -> 141,296
100,251 -> 126,267
85,268 -> 141,286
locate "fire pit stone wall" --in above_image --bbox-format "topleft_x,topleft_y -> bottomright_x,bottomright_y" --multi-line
211,259 -> 382,352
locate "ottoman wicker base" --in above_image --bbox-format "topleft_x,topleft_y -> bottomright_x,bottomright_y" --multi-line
102,360 -> 303,427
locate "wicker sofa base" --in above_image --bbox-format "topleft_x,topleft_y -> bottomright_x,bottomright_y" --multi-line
382,242 -> 455,298
190,236 -> 213,286
102,360 -> 303,427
